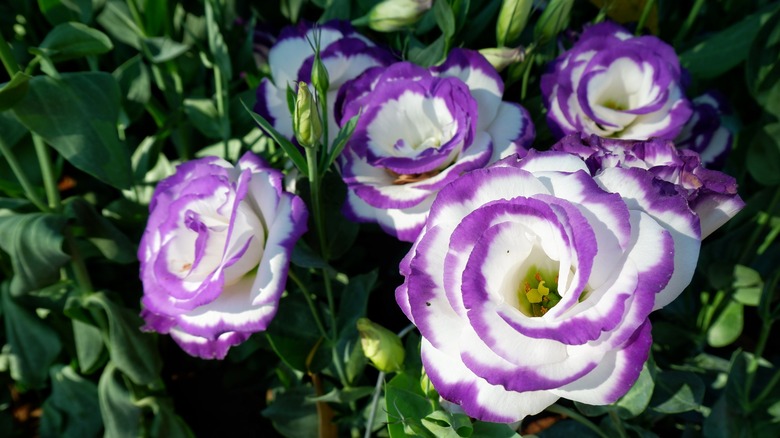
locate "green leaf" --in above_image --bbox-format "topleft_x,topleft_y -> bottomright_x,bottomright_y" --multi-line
325,112 -> 359,172
747,7 -> 780,117
1,285 -> 63,388
205,0 -> 232,81
73,318 -> 107,374
422,410 -> 473,438
337,270 -> 378,338
471,420 -> 519,437
12,72 -> 133,189
143,37 -> 190,63
0,72 -> 32,111
96,0 -> 143,49
147,398 -> 194,438
0,213 -> 69,296
262,386 -> 319,438
386,372 -> 435,438
613,362 -> 655,419
747,123 -> 780,186
291,240 -> 330,269
39,364 -> 102,438
680,3 -> 780,79
265,296 -> 329,372
408,35 -> 447,68
38,22 -> 113,61
707,299 -> 744,347
732,264 -> 763,306
434,0 -> 456,39
243,100 -> 308,174
307,386 -> 374,403
98,363 -> 142,438
65,197 -> 137,264
38,0 -> 93,26
113,55 -> 151,106
183,98 -> 229,139
650,370 -> 705,414
85,292 -> 162,385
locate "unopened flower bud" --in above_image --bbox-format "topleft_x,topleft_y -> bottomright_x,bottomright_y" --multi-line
479,47 -> 525,72
534,0 -> 574,44
496,0 -> 533,47
293,82 -> 323,148
420,370 -> 438,399
367,0 -> 432,32
357,318 -> 405,372
310,55 -> 330,99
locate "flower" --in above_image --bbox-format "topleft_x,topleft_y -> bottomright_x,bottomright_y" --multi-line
396,150 -> 703,422
552,133 -> 745,245
366,0 -> 432,32
254,20 -> 395,145
357,318 -> 405,372
138,153 -> 308,359
336,49 -> 535,241
675,91 -> 734,169
541,21 -> 692,140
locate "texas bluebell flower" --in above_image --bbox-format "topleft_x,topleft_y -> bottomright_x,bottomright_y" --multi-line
541,21 -> 692,140
396,150 -> 704,422
138,153 -> 308,359
336,49 -> 535,241
675,91 -> 734,169
552,133 -> 745,248
254,20 -> 395,144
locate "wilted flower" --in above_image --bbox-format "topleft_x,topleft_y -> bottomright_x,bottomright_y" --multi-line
397,150 -> 703,422
254,20 -> 395,144
357,318 -> 405,372
541,21 -> 691,140
139,153 -> 308,359
366,0 -> 432,32
552,133 -> 745,248
336,49 -> 535,241
675,91 -> 734,168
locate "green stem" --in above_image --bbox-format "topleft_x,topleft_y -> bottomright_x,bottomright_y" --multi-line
65,227 -> 94,294
0,30 -> 20,76
674,0 -> 705,46
0,140 -> 49,212
752,364 -> 780,409
739,188 -> 780,265
635,0 -> 656,35
520,52 -> 535,101
545,404 -> 610,438
364,370 -> 386,438
745,319 -> 775,407
32,135 -> 61,211
214,65 -> 231,160
288,269 -> 329,341
608,410 -> 628,438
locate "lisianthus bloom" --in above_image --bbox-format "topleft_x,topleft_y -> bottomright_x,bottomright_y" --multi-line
541,21 -> 692,140
675,91 -> 734,168
139,153 -> 308,359
336,49 -> 535,241
396,150 -> 703,422
254,20 -> 395,144
552,133 -> 745,251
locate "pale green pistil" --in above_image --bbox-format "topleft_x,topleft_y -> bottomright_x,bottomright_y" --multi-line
517,270 -> 562,317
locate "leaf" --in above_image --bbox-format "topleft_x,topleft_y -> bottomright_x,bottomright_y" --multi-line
434,0 -> 456,39
38,0 -> 93,26
39,364 -> 102,438
680,3 -> 780,79
85,292 -> 162,385
747,7 -> 780,117
113,55 -> 151,106
262,386 -> 319,438
748,123 -> 780,186
732,264 -> 763,306
613,362 -> 655,419
65,197 -> 137,264
307,386 -> 374,403
337,270 -> 378,338
96,0 -> 143,49
408,35 -> 447,68
471,421 -> 519,437
183,98 -> 229,139
242,100 -> 308,174
98,363 -> 142,438
290,240 -> 330,269
385,372 -> 435,438
265,296 -> 329,372
73,318 -> 107,374
0,213 -> 70,296
12,72 -> 133,189
650,370 -> 705,414
1,285 -> 63,388
205,0 -> 232,81
325,112 -> 359,172
0,72 -> 32,111
143,37 -> 190,63
38,22 -> 113,61
707,299 -> 744,348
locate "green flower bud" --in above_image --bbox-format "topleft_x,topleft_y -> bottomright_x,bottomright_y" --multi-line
357,318 -> 405,373
534,0 -> 574,44
293,82 -> 323,148
478,46 -> 525,72
367,0 -> 432,33
496,0 -> 533,47
310,55 -> 330,99
420,369 -> 439,399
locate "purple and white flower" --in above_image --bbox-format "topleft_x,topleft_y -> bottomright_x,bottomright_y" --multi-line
396,150 -> 703,422
337,49 -> 535,241
254,20 -> 395,144
541,21 -> 692,140
139,153 -> 308,359
675,91 -> 734,168
552,133 -> 745,245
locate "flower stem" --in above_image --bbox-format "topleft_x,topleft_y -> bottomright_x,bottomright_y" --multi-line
739,188 -> 780,265
608,410 -> 628,438
674,0 -> 705,46
32,135 -> 61,211
288,269 -> 330,341
0,30 -> 20,76
635,0 -> 656,35
364,370 -> 385,438
0,139 -> 49,212
545,404 -> 610,438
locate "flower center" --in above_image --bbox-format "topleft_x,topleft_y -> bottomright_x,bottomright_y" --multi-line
516,268 -> 562,317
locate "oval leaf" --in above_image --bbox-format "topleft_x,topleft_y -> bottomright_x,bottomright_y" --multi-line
39,22 -> 113,61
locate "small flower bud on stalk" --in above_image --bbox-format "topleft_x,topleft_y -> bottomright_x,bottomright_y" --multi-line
534,0 -> 574,44
479,46 -> 525,72
357,318 -> 405,373
496,0 -> 534,47
293,82 -> 323,148
310,54 -> 330,104
366,0 -> 432,33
